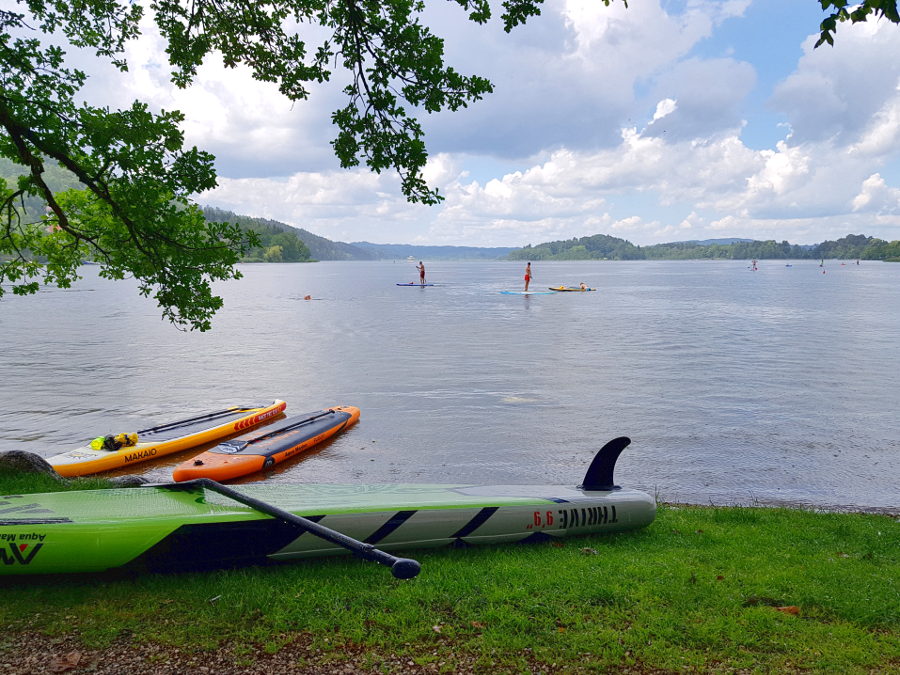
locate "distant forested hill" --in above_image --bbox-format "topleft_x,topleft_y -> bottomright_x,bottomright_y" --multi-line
0,158 -> 82,217
679,238 -> 756,246
352,242 -> 515,260
508,233 -> 900,261
201,207 -> 313,262
202,207 -> 376,261
508,234 -> 643,260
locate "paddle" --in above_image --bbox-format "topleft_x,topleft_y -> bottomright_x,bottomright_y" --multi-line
231,409 -> 338,450
138,402 -> 276,434
166,478 -> 421,579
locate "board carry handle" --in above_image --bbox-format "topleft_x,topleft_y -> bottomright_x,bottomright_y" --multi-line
577,436 -> 631,491
167,478 -> 421,579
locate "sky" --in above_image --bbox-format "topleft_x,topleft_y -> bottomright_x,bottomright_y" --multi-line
22,0 -> 900,247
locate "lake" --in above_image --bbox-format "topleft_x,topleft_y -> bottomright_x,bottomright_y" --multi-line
1,259 -> 897,513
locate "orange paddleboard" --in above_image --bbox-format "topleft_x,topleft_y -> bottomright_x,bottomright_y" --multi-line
172,406 -> 360,482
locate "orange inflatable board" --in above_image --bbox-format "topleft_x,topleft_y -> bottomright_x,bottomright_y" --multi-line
172,406 -> 360,482
48,400 -> 287,477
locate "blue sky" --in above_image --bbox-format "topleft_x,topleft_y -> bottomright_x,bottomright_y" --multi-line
690,0 -> 822,149
24,0 -> 900,247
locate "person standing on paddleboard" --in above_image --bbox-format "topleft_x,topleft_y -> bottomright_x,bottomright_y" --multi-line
416,261 -> 426,285
524,262 -> 533,291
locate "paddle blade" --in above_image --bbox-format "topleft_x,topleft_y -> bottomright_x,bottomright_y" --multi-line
578,436 -> 631,491
390,558 -> 421,579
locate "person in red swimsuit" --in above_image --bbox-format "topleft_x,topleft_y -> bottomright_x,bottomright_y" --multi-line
524,262 -> 532,291
416,261 -> 426,285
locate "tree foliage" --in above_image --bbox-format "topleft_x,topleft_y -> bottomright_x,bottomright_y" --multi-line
816,1 -> 900,46
4,0 -> 614,329
0,2 -> 254,330
247,228 -> 313,263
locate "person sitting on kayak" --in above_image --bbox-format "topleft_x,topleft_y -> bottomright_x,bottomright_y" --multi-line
580,282 -> 587,290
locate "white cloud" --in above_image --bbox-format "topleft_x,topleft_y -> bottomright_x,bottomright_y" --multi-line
561,0 -> 749,69
74,11 -> 344,177
848,83 -> 900,158
744,141 -> 811,199
708,214 -> 742,233
20,0 -> 900,246
771,17 -> 900,147
203,103 -> 900,246
651,98 -> 678,123
852,173 -> 900,214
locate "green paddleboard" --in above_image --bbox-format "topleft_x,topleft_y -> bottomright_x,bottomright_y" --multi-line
1,437 -> 654,575
0,482 -> 654,575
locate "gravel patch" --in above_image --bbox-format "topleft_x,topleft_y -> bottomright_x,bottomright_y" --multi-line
0,632 -> 524,674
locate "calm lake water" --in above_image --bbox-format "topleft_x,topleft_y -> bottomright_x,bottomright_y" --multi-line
1,259 -> 898,513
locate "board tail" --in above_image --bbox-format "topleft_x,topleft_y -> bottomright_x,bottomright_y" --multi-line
578,436 -> 631,491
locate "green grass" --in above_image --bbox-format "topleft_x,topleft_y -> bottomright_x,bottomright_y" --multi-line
0,472 -> 111,495
0,475 -> 897,673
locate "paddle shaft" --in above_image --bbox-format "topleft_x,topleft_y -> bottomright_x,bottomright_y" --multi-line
171,478 -> 421,579
241,410 -> 337,447
138,404 -> 271,434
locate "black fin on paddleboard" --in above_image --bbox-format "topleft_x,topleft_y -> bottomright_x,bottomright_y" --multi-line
578,437 -> 631,491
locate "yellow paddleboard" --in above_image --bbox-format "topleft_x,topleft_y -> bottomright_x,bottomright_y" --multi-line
48,400 -> 286,477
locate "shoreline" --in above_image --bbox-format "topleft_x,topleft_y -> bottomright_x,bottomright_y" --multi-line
662,500 -> 900,518
1,457 -> 896,517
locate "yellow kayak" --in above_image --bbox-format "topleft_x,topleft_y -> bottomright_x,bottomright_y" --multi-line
548,286 -> 596,292
48,400 -> 287,477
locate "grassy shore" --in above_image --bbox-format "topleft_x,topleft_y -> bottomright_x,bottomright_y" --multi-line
0,474 -> 897,673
